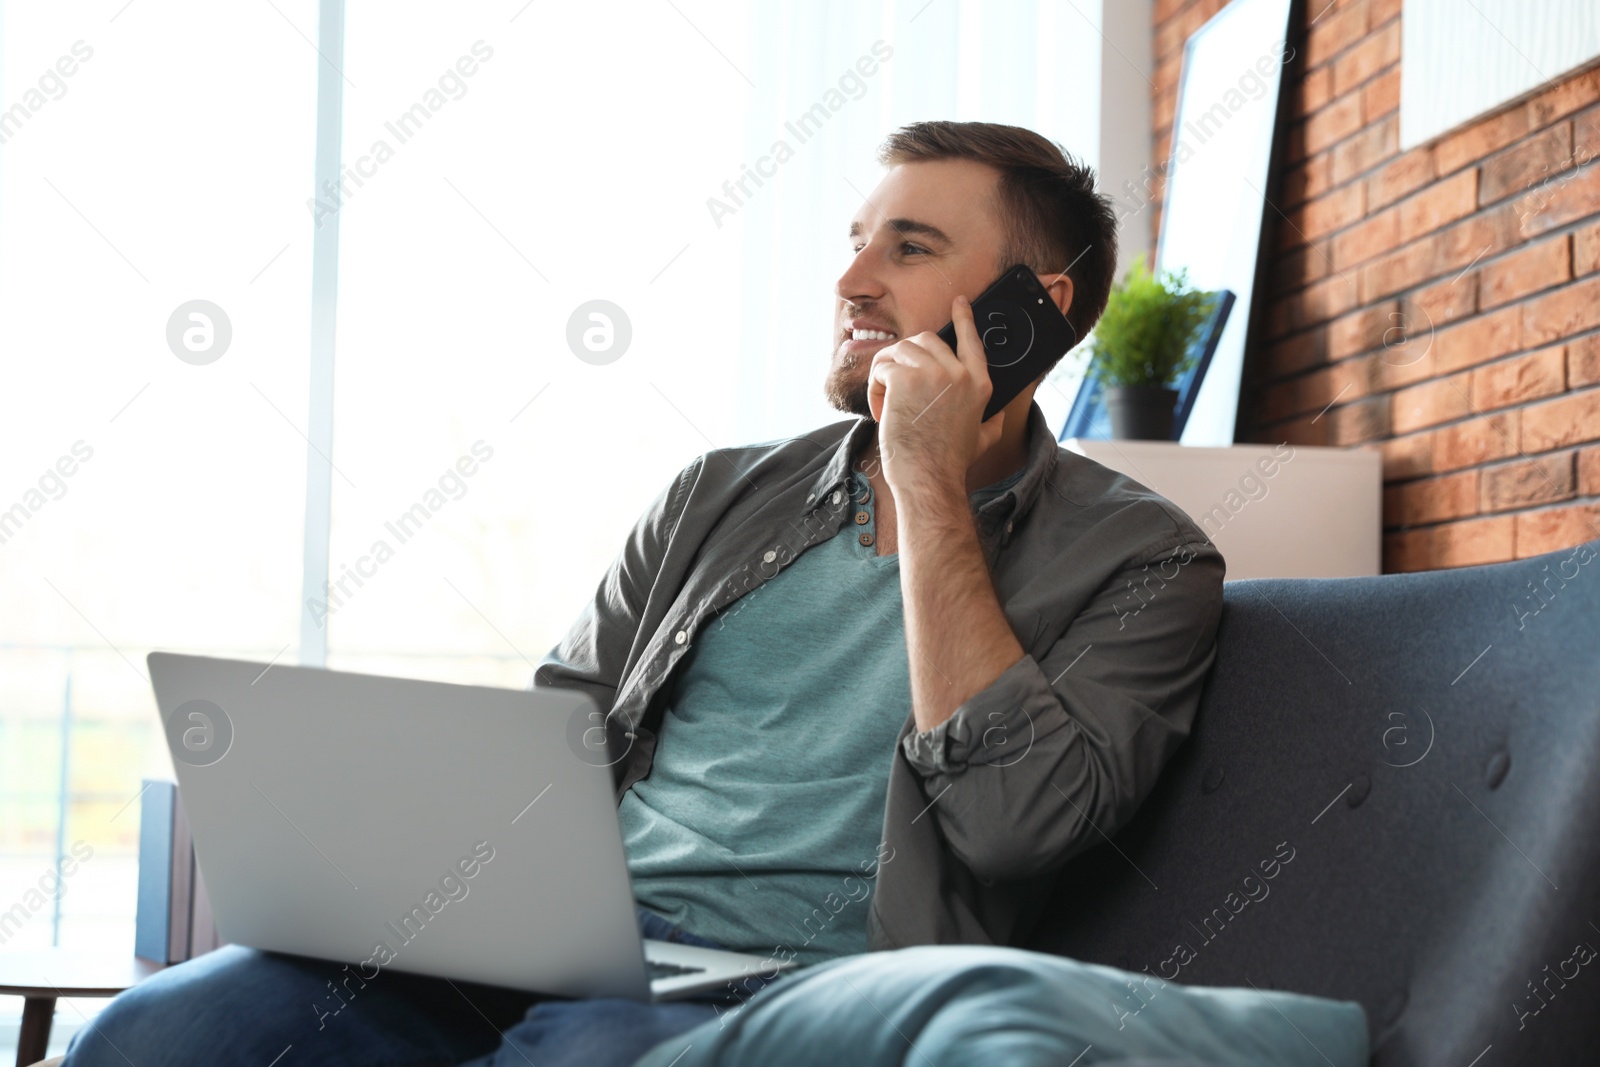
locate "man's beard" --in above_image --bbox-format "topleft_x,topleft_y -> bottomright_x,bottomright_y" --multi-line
823,345 -> 873,417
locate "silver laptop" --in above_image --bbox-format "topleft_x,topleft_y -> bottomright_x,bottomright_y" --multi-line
146,651 -> 795,1000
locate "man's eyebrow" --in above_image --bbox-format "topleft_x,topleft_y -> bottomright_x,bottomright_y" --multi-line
847,218 -> 953,245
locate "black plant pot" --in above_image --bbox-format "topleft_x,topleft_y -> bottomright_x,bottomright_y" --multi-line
1105,385 -> 1178,440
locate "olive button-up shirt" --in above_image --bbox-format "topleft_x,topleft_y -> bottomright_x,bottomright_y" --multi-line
533,400 -> 1226,951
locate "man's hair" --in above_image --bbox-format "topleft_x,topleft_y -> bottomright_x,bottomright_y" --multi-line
876,120 -> 1118,365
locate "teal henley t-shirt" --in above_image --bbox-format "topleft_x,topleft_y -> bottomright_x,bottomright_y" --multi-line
619,463 -> 1025,967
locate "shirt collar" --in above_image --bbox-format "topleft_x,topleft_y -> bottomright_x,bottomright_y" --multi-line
805,400 -> 1059,526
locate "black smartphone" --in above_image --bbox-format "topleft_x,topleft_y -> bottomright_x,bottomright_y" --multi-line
937,263 -> 1078,421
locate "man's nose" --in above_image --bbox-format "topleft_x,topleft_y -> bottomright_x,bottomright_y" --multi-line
836,251 -> 884,305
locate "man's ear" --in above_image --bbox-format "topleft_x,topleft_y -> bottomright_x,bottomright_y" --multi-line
1035,271 -> 1075,321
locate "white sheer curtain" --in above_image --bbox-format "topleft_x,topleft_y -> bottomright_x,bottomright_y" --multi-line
322,0 -> 1107,686
0,0 -> 317,961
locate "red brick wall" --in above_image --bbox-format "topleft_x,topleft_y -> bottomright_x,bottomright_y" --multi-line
1151,0 -> 1600,572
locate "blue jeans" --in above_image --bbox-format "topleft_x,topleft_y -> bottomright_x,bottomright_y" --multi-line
62,908 -> 745,1067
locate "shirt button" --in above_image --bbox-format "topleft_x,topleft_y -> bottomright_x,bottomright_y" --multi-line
854,510 -> 870,525
674,630 -> 687,645
856,487 -> 872,504
831,490 -> 842,505
859,532 -> 874,547
762,550 -> 776,563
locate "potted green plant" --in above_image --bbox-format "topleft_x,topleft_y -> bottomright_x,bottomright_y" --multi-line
1086,254 -> 1212,440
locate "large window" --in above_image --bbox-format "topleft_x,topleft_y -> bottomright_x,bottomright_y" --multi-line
0,0 -> 317,1048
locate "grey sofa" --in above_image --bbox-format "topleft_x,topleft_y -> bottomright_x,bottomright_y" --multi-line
1032,534 -> 1600,1065
35,536 -> 1599,1067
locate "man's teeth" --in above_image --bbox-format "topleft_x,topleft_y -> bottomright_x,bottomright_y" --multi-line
851,330 -> 896,341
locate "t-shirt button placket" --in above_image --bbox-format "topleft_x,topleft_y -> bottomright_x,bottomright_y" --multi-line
854,475 -> 875,550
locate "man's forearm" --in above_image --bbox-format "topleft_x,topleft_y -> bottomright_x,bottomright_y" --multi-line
896,476 -> 1026,735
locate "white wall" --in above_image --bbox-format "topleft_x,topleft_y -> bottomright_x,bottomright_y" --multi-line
1099,0 -> 1156,275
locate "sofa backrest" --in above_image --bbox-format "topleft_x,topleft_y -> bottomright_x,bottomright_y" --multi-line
1031,536 -> 1600,1066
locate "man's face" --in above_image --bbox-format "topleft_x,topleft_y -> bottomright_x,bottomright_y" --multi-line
825,159 -> 1007,417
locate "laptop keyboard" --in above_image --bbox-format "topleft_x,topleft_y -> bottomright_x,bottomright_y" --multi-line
647,959 -> 708,980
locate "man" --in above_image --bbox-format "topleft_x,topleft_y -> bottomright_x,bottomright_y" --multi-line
545,119 -> 1225,969
62,120 -> 1223,1067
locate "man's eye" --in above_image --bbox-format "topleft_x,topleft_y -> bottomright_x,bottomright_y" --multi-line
848,243 -> 928,255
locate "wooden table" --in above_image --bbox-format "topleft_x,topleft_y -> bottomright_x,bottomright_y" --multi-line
0,951 -> 166,1067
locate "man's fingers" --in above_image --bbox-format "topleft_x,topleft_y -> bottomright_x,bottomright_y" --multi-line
867,355 -> 902,422
874,337 -> 934,370
951,295 -> 984,371
951,294 -> 994,401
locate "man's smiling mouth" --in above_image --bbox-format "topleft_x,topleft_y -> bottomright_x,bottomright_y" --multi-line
841,318 -> 899,347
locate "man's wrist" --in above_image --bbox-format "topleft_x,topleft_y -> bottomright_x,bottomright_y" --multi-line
888,468 -> 968,516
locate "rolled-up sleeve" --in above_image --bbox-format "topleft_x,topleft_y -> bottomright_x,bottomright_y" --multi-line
899,533 -> 1225,884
